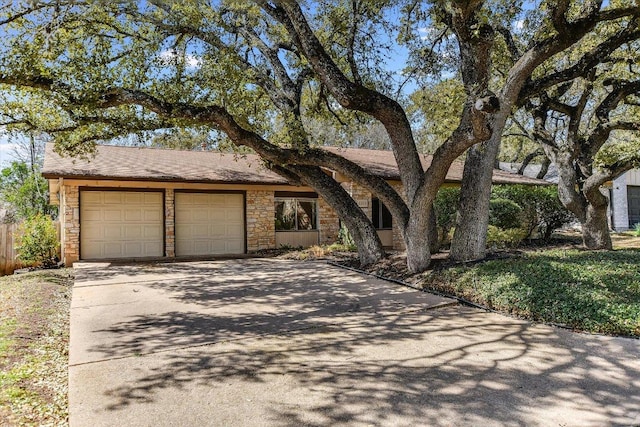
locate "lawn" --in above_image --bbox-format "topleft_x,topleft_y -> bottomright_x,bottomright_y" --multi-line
423,249 -> 640,337
0,269 -> 74,426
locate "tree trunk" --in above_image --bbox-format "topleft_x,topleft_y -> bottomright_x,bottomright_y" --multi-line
405,216 -> 432,274
403,192 -> 434,273
582,203 -> 612,249
429,204 -> 440,254
450,136 -> 501,262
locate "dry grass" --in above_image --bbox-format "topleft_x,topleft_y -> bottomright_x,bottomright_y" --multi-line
611,232 -> 640,249
0,269 -> 74,426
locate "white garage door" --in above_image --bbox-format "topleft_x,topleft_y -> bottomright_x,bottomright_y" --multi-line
81,191 -> 163,259
175,192 -> 245,256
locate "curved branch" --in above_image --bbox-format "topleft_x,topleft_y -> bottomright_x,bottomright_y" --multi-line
520,18 -> 640,102
262,0 -> 424,201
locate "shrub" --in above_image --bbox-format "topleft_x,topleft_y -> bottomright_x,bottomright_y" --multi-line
489,198 -> 523,229
492,185 -> 574,240
434,187 -> 460,246
15,214 -> 59,267
337,224 -> 356,247
634,223 -> 640,237
486,225 -> 527,249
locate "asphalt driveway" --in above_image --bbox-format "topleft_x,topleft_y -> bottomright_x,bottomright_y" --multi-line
69,259 -> 640,427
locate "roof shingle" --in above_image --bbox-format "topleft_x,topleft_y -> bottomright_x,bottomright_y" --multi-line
42,143 -> 547,186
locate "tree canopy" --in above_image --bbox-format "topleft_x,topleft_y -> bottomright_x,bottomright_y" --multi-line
1,1 -> 638,271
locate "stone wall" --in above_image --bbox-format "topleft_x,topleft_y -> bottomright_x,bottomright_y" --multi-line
164,189 -> 175,257
342,182 -> 372,220
318,197 -> 340,245
62,185 -> 80,265
246,190 -> 275,251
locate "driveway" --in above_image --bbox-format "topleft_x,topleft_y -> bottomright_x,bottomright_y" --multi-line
69,259 -> 640,427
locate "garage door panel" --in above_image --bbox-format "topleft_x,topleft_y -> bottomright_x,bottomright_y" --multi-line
226,240 -> 244,252
81,191 -> 163,259
83,208 -> 102,221
227,224 -> 244,235
224,195 -> 243,207
175,192 -> 244,256
82,192 -> 102,204
123,225 -> 141,239
144,226 -> 162,239
82,228 -> 103,240
103,242 -> 124,257
193,241 -> 210,253
144,210 -> 162,222
193,210 -> 209,221
103,226 -> 122,239
124,210 -> 142,221
103,210 -> 123,221
123,193 -> 143,204
144,242 -> 162,254
123,242 -> 142,255
103,192 -> 124,204
211,210 -> 226,222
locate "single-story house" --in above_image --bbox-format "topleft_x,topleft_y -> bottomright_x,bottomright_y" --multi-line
42,143 -> 545,265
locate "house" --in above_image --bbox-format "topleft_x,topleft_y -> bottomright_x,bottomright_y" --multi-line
610,169 -> 640,231
42,143 -> 545,265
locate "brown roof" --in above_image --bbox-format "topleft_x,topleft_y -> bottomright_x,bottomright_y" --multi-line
42,143 -> 288,184
42,143 -> 547,186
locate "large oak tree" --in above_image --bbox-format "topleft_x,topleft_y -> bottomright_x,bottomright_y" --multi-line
451,1 -> 640,261
1,1 -> 638,272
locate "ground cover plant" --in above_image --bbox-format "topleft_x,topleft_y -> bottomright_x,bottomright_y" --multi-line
423,249 -> 640,337
0,269 -> 73,426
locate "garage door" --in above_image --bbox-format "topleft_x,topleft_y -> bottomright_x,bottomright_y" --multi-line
175,192 -> 245,256
628,186 -> 640,228
80,191 -> 163,259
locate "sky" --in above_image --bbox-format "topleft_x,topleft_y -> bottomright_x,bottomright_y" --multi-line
0,139 -> 17,166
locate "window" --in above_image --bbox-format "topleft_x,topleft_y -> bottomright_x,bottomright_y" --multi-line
275,198 -> 318,231
372,197 -> 392,229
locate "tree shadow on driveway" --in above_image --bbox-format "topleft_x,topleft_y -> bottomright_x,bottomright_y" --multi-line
71,260 -> 640,426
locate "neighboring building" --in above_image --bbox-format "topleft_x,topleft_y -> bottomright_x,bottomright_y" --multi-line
610,169 -> 640,231
43,144 -> 545,265
500,161 -> 640,232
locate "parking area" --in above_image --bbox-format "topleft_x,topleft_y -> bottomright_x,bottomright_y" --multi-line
69,259 -> 640,426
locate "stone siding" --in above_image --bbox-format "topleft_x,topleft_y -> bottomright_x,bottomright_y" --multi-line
342,182 -> 372,220
318,197 -> 340,245
246,190 -> 275,251
165,189 -> 175,257
62,185 -> 80,265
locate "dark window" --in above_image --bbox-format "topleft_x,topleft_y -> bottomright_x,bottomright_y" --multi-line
275,198 -> 317,231
628,186 -> 640,228
372,198 -> 392,229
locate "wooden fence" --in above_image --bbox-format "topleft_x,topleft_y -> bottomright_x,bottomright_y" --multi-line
0,223 -> 24,276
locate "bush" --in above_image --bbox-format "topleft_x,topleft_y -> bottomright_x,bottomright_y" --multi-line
492,185 -> 574,240
489,198 -> 523,229
337,224 -> 356,248
16,214 -> 59,267
486,225 -> 527,249
634,223 -> 640,237
434,187 -> 460,246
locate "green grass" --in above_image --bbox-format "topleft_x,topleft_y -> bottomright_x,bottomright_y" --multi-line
0,269 -> 73,426
423,249 -> 640,337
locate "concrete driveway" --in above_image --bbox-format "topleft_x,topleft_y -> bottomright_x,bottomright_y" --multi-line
69,259 -> 640,427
